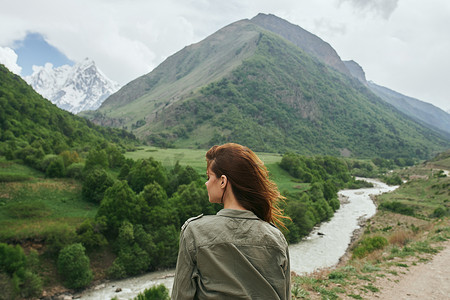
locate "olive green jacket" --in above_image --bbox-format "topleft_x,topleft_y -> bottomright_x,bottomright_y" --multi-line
171,209 -> 291,299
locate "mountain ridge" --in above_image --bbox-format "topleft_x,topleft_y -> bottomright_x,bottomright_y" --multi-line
84,14 -> 450,159
343,60 -> 450,137
250,13 -> 350,75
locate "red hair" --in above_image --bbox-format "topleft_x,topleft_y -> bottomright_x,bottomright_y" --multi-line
206,143 -> 288,229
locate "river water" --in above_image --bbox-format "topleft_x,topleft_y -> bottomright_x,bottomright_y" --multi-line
80,178 -> 397,299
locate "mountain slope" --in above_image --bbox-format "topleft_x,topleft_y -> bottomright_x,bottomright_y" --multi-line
250,13 -> 350,75
0,64 -> 135,159
25,58 -> 120,114
344,60 -> 450,137
89,20 -> 261,125
367,82 -> 450,137
86,16 -> 450,159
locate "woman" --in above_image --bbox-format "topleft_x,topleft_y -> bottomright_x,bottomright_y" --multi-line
172,143 -> 291,300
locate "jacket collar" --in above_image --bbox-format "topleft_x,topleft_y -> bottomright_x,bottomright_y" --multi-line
217,208 -> 260,220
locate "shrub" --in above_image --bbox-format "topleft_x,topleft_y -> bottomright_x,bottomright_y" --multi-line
353,236 -> 388,259
57,243 -> 93,289
107,259 -> 127,279
59,150 -> 81,167
0,243 -> 42,298
76,218 -> 108,251
66,162 -> 84,179
379,201 -> 415,216
133,284 -> 170,300
382,174 -> 402,186
431,207 -> 448,218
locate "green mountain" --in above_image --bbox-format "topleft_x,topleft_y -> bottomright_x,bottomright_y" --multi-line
84,14 -> 450,159
344,60 -> 450,138
0,64 -> 136,161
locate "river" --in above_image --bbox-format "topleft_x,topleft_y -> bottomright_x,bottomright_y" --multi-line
79,178 -> 398,299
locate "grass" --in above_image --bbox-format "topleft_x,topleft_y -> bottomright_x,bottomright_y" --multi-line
0,160 -> 97,242
384,162 -> 450,217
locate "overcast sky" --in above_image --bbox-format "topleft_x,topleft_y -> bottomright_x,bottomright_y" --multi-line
1,0 -> 449,112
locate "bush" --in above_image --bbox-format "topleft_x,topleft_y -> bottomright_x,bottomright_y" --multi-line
76,218 -> 108,251
379,201 -> 415,216
57,243 -> 93,289
382,174 -> 402,186
107,259 -> 127,279
133,284 -> 170,300
46,158 -> 65,178
352,236 -> 388,259
0,243 -> 42,299
66,162 -> 84,179
431,207 -> 448,218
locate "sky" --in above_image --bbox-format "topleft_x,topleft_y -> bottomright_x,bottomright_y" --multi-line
0,0 -> 449,112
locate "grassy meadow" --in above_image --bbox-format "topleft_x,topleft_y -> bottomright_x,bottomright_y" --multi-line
0,157 -> 96,242
125,145 -> 306,194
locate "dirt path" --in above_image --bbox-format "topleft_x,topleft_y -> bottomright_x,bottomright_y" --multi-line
368,240 -> 450,300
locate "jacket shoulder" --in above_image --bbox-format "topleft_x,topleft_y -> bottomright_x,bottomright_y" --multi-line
181,214 -> 204,231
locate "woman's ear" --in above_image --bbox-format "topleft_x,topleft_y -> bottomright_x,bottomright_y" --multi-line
220,175 -> 228,188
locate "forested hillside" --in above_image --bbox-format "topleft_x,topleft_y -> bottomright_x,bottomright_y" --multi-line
0,64 -> 136,172
85,16 -> 450,159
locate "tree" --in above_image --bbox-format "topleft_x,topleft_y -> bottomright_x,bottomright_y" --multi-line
96,181 -> 140,238
57,243 -> 93,289
84,148 -> 109,170
46,157 -> 65,178
169,181 -> 218,229
127,158 -> 168,193
76,218 -> 108,251
82,168 -> 115,203
138,183 -> 175,227
112,221 -> 151,276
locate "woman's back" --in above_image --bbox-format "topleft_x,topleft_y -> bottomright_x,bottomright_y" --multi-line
172,209 -> 290,300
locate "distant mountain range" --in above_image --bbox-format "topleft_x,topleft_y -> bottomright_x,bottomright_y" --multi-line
25,58 -> 120,114
343,60 -> 450,137
82,13 -> 450,159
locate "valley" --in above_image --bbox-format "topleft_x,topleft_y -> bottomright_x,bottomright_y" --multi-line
1,12 -> 449,300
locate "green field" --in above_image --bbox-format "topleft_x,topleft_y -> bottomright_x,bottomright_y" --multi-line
125,146 -> 305,194
0,158 -> 97,241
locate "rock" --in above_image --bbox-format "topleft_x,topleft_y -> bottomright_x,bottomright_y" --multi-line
115,287 -> 122,293
94,283 -> 106,290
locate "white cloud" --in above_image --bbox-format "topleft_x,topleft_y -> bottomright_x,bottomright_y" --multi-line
338,0 -> 399,19
0,47 -> 22,75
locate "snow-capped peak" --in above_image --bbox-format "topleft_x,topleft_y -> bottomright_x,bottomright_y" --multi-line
24,58 -> 120,114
